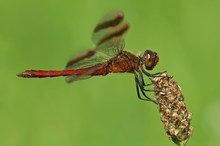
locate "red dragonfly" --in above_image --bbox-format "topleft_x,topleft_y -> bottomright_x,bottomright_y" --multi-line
17,11 -> 159,103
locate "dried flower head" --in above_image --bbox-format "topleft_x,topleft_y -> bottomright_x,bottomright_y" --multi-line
150,72 -> 193,146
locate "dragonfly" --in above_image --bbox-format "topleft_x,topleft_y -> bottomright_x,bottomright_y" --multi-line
17,11 -> 159,103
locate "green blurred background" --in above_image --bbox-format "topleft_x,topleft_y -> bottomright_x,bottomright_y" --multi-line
1,0 -> 220,146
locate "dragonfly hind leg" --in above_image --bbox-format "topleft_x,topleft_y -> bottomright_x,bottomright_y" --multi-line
134,73 -> 157,104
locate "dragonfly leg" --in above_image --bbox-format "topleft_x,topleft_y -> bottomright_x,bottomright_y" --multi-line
151,71 -> 167,76
134,73 -> 157,104
138,71 -> 153,87
139,74 -> 163,93
141,66 -> 166,77
135,76 -> 151,102
141,69 -> 153,77
135,79 -> 146,101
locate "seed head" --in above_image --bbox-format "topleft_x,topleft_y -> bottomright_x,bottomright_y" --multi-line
150,72 -> 193,146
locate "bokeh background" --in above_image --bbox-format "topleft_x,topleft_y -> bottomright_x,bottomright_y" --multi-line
1,0 -> 220,146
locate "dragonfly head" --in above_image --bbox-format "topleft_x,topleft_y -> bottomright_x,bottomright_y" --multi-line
142,50 -> 159,70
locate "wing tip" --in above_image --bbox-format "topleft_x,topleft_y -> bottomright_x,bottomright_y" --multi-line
117,10 -> 124,18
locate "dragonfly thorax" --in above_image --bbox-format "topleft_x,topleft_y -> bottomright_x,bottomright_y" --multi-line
141,50 -> 159,70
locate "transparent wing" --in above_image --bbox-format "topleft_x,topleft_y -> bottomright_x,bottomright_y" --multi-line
95,36 -> 125,57
65,11 -> 129,83
65,63 -> 106,83
92,10 -> 129,56
65,49 -> 109,83
66,49 -> 108,70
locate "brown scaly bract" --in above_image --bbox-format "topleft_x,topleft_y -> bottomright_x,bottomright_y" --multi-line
150,72 -> 193,146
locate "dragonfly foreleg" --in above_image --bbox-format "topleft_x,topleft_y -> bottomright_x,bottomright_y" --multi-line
134,73 -> 157,104
140,67 -> 153,77
141,68 -> 167,78
151,71 -> 167,77
140,66 -> 166,78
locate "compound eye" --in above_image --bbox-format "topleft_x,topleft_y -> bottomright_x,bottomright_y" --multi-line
143,50 -> 159,70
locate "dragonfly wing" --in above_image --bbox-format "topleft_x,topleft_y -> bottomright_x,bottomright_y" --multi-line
65,11 -> 129,83
65,63 -> 106,83
66,49 -> 95,69
92,11 -> 129,56
93,10 -> 124,34
95,37 -> 125,57
65,49 -> 109,83
66,74 -> 91,83
66,50 -> 108,70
